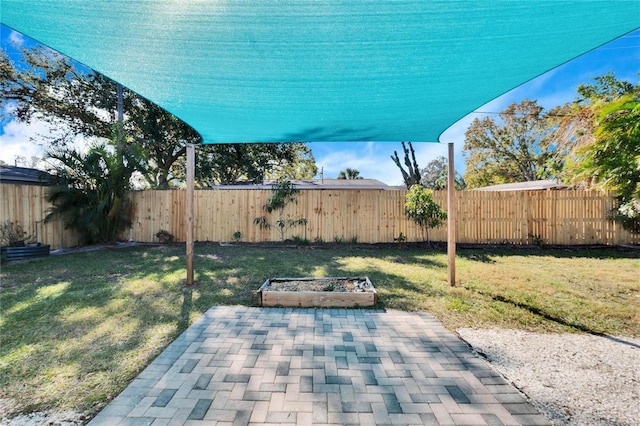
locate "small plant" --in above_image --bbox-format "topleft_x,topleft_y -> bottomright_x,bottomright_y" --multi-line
323,284 -> 335,291
155,229 -> 175,243
232,231 -> 242,242
254,179 -> 307,242
333,236 -> 357,245
394,232 -> 407,248
292,235 -> 310,245
528,233 -> 544,246
0,221 -> 30,247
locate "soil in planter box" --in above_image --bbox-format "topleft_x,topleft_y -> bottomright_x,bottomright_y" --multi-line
264,278 -> 372,293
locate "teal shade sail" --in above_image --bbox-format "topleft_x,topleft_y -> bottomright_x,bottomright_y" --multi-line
2,1 -> 638,143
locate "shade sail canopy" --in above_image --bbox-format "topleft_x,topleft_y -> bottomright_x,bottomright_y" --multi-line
2,1 -> 638,144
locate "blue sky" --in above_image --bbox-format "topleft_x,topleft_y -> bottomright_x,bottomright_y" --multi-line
1,25 -> 638,185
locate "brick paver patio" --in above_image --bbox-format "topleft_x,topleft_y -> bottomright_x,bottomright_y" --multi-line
89,307 -> 548,425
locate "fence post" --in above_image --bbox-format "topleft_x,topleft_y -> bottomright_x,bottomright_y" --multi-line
447,142 -> 456,286
186,144 -> 195,285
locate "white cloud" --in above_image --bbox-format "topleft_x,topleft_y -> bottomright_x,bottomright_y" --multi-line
316,143 -> 379,175
313,142 -> 398,185
412,142 -> 449,166
0,118 -> 92,168
8,30 -> 25,46
0,119 -> 49,166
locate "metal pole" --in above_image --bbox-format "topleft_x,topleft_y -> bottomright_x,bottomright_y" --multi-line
186,143 -> 195,285
447,142 -> 456,286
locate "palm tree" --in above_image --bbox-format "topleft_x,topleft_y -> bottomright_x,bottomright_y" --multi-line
44,142 -> 145,244
337,168 -> 363,179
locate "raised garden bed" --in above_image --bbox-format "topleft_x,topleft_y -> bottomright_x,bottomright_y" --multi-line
1,244 -> 50,261
257,276 -> 377,308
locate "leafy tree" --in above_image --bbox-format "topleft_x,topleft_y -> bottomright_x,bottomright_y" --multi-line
550,72 -> 639,232
550,72 -> 637,179
265,144 -> 317,181
576,71 -> 634,103
544,102 -> 595,167
391,141 -> 422,188
546,72 -> 637,170
179,143 -> 316,186
254,179 -> 307,241
568,90 -> 640,231
337,168 -> 363,179
3,41 -> 316,188
404,184 -> 447,243
6,155 -> 43,168
44,142 -> 145,244
420,156 -> 466,190
1,45 -> 119,145
2,43 -> 201,188
126,96 -> 201,188
463,100 -> 561,188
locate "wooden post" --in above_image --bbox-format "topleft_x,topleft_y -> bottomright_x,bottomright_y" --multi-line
447,142 -> 456,286
186,143 -> 195,285
116,83 -> 123,150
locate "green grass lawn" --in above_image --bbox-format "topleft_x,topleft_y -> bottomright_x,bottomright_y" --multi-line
1,243 -> 639,418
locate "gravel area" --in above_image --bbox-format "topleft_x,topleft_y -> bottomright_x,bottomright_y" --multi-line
0,409 -> 86,426
457,328 -> 640,426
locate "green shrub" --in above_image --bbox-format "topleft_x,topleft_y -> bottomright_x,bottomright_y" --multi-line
404,184 -> 446,242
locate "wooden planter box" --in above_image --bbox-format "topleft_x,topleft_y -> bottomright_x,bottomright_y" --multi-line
1,244 -> 50,261
257,276 -> 377,308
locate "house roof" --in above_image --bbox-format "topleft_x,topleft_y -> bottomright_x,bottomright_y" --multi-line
473,180 -> 568,192
0,165 -> 53,186
2,1 -> 637,144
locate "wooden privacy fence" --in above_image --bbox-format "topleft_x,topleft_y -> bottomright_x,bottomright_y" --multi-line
0,185 -> 82,249
456,190 -> 639,245
128,188 -> 639,246
2,184 -> 638,249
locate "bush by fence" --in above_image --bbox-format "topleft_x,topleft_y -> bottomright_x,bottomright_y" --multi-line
2,184 -> 638,249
